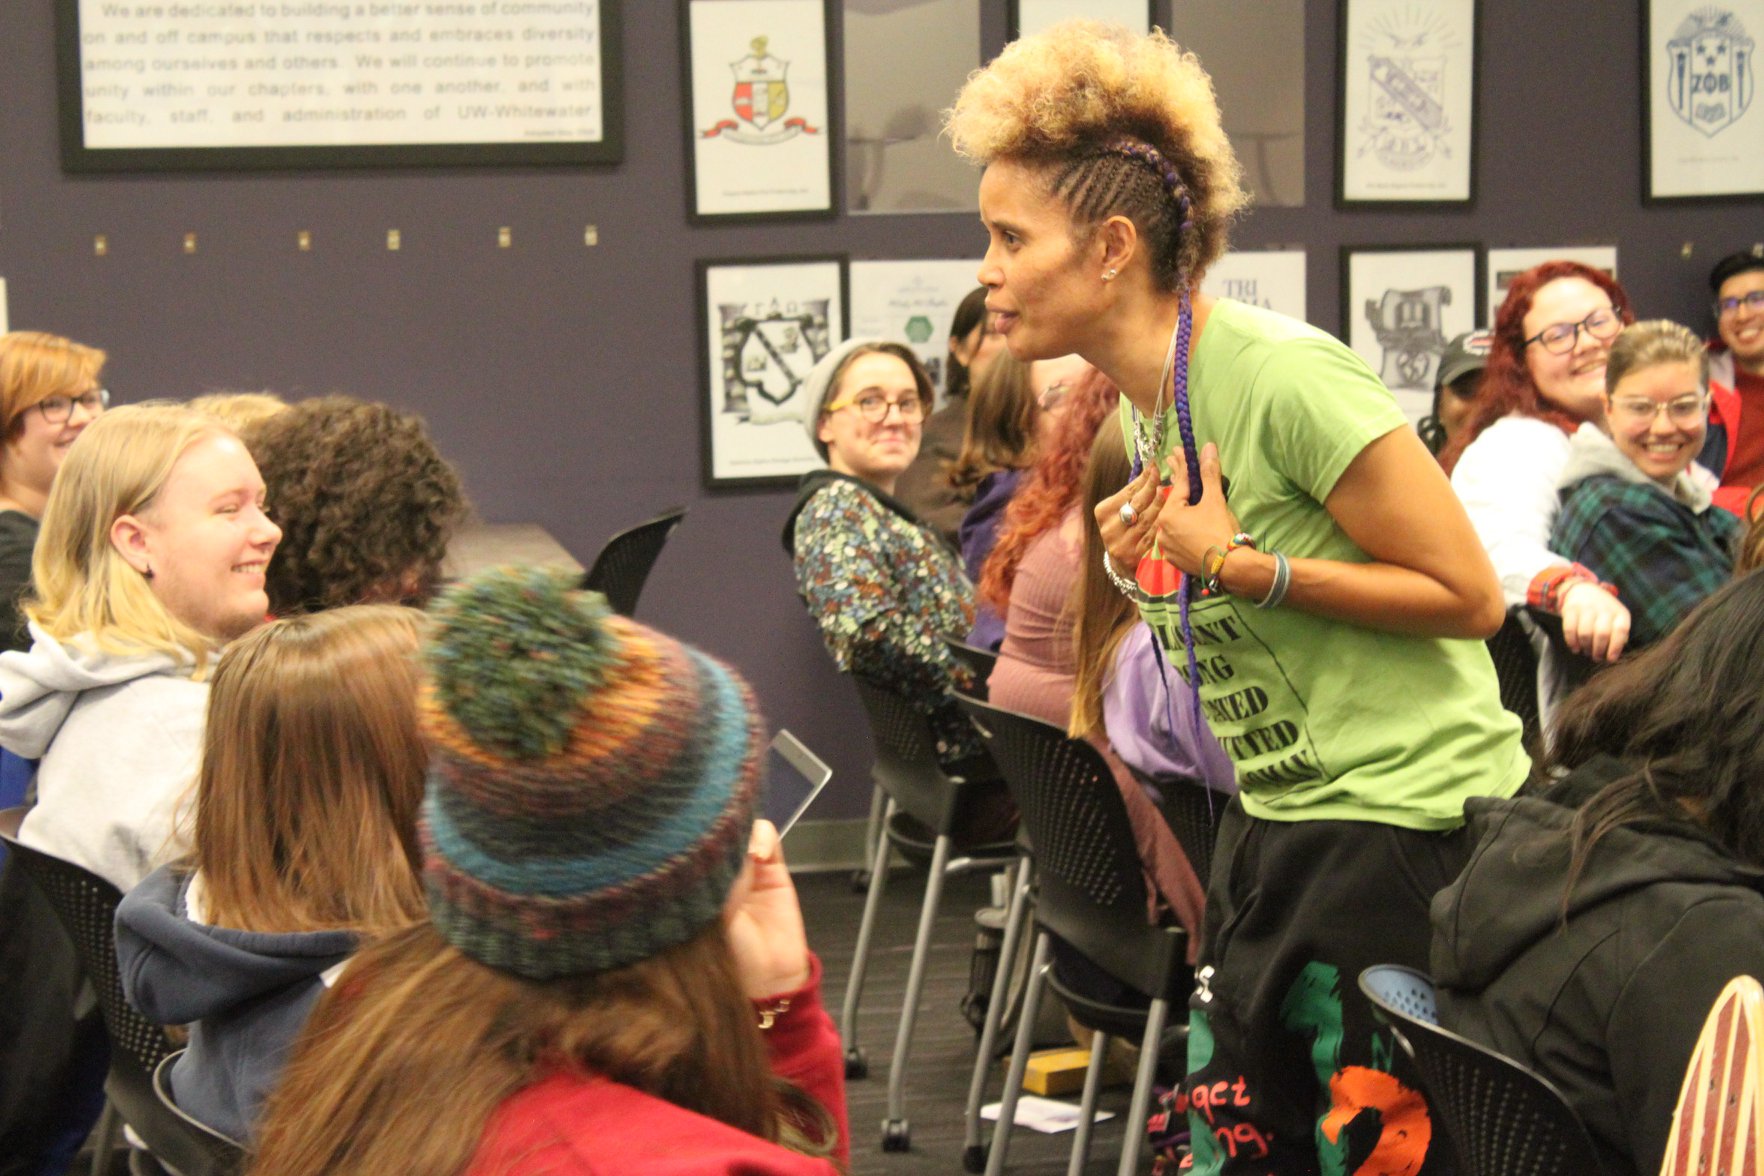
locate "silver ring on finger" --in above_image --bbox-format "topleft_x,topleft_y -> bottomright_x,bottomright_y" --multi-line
1119,502 -> 1139,527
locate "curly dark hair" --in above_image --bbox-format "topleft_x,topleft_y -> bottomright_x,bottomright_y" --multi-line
244,396 -> 467,615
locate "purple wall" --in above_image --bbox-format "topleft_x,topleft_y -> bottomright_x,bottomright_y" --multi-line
1,1 -> 1758,819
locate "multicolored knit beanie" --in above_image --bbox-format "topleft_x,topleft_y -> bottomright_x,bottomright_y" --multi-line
418,564 -> 763,981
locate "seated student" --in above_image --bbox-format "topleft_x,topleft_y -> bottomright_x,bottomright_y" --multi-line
0,331 -> 108,654
984,381 -> 1205,945
0,404 -> 281,890
247,566 -> 848,1176
1418,329 -> 1492,459
950,352 -> 1039,650
1700,247 -> 1764,514
896,287 -> 1005,544
1552,321 -> 1740,651
782,339 -> 982,772
115,605 -> 426,1143
1432,570 -> 1764,1176
241,395 -> 467,614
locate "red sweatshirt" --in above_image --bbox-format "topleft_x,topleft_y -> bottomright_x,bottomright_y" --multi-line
466,956 -> 849,1175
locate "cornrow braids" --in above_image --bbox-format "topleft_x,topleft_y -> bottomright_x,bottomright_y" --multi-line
1045,137 -> 1198,291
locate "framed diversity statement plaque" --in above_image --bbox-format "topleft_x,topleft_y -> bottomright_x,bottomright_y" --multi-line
55,0 -> 623,170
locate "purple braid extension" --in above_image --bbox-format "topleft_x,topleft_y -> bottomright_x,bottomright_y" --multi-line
1168,289 -> 1207,778
1105,138 -> 1194,232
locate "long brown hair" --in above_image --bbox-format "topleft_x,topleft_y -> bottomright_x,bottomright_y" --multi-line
979,366 -> 1119,613
1070,429 -> 1139,738
191,605 -> 427,935
946,353 -> 1038,493
1439,261 -> 1634,473
249,921 -> 838,1176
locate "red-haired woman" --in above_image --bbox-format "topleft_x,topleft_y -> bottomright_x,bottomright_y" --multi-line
1444,262 -> 1638,684
979,362 -> 1204,950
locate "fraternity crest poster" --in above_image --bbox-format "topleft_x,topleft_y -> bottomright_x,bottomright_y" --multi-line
699,256 -> 846,487
1200,250 -> 1308,324
686,0 -> 831,219
1486,246 -> 1618,322
848,260 -> 982,409
1337,0 -> 1477,204
1646,1 -> 1764,199
1343,246 -> 1480,427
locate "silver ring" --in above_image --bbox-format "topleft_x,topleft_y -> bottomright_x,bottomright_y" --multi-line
1118,502 -> 1139,527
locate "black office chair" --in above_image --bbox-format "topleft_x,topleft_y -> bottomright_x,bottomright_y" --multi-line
1486,609 -> 1542,752
943,637 -> 999,701
0,808 -> 240,1176
1359,964 -> 1601,1176
841,677 -> 1016,1152
151,1052 -> 245,1174
958,699 -> 1191,1176
579,505 -> 686,617
1155,775 -> 1222,891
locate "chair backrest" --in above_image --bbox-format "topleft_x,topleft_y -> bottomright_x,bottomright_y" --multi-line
580,505 -> 687,617
943,638 -> 998,701
152,1052 -> 247,1171
1358,964 -> 1601,1176
1155,777 -> 1219,890
959,698 -> 1186,1002
0,808 -> 243,1175
1486,609 -> 1541,750
848,675 -> 974,834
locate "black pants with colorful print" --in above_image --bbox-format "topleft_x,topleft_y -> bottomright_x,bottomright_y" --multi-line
1180,797 -> 1469,1176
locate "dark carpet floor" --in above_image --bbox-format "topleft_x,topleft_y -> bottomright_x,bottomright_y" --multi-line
798,865 -> 1153,1175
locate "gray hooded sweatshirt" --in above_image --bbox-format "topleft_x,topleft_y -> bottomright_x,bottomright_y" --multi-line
0,624 -> 205,890
116,866 -> 355,1143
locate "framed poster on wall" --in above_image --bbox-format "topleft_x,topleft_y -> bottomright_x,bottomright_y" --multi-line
1336,0 -> 1478,205
1485,246 -> 1618,319
699,256 -> 847,488
1643,0 -> 1764,200
1343,245 -> 1481,425
848,259 -> 981,407
683,0 -> 833,221
1200,249 -> 1308,324
55,0 -> 622,170
1008,0 -> 1150,39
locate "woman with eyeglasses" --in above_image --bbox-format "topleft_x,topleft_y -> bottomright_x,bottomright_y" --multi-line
1548,321 -> 1740,652
782,340 -> 994,780
0,333 -> 108,653
1443,262 -> 1639,689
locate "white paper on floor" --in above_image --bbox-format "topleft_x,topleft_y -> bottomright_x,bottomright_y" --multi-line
980,1095 -> 1117,1134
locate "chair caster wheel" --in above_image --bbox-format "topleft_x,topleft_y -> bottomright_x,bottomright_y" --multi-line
881,1118 -> 910,1152
849,868 -> 871,893
962,1143 -> 987,1172
844,1047 -> 868,1080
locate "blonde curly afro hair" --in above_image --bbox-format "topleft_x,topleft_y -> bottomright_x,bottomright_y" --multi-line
945,20 -> 1247,289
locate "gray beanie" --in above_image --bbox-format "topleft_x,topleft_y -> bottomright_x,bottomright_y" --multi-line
802,337 -> 884,461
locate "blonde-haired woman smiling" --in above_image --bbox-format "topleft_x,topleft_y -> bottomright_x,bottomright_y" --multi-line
0,403 -> 281,890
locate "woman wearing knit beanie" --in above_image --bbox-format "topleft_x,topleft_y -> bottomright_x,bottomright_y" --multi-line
248,566 -> 847,1176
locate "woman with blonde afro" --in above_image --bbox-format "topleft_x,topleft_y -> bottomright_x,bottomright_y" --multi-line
948,22 -> 1524,1173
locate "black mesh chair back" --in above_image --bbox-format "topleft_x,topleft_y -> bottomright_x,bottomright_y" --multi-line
0,808 -> 238,1176
1156,778 -> 1220,890
958,699 -> 1186,1003
580,505 -> 686,617
850,675 -> 985,835
1486,610 -> 1541,749
944,638 -> 999,701
1359,964 -> 1600,1176
152,1052 -> 246,1172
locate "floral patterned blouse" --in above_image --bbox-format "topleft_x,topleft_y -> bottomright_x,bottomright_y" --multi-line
790,474 -> 982,767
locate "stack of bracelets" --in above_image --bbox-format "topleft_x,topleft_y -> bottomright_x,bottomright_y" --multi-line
1102,532 -> 1291,610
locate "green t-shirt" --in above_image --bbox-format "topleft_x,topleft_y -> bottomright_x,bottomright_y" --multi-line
1130,299 -> 1526,830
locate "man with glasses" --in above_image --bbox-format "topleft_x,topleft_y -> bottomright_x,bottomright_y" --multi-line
1701,247 -> 1764,514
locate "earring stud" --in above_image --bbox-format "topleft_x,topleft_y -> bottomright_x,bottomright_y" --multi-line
1103,267 -> 1118,281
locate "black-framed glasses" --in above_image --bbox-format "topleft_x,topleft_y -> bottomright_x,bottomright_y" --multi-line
1523,308 -> 1622,355
1717,290 -> 1764,317
824,391 -> 925,423
37,388 -> 109,425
